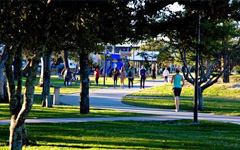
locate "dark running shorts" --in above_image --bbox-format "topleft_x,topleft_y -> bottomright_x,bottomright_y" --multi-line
173,88 -> 182,96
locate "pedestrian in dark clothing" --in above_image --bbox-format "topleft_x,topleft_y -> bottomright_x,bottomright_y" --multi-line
139,65 -> 147,89
112,67 -> 119,88
151,64 -> 156,82
64,69 -> 72,86
94,67 -> 100,85
127,66 -> 134,88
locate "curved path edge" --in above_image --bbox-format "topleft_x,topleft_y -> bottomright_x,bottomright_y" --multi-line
1,79 -> 240,125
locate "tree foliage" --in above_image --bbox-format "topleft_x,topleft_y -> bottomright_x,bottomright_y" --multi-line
156,1 -> 240,110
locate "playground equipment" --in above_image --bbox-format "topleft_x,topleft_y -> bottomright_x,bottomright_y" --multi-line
105,52 -> 124,76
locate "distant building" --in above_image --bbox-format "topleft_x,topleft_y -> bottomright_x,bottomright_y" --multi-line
107,45 -> 140,59
90,45 -> 140,67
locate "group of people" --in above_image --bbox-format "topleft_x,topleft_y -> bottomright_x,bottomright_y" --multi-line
112,65 -> 135,89
94,65 -> 148,89
61,69 -> 77,86
94,65 -> 184,112
93,65 -> 173,89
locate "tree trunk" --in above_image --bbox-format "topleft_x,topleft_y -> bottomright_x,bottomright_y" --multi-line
79,51 -> 90,114
61,50 -> 70,69
198,87 -> 203,111
41,52 -> 52,107
16,45 -> 23,106
0,67 -> 5,101
13,58 -> 19,80
0,49 -> 8,103
22,59 -> 31,77
5,45 -> 22,150
22,123 -> 30,145
9,124 -> 23,150
9,56 -> 40,150
61,50 -> 71,85
0,66 -> 8,103
222,50 -> 230,83
6,44 -> 41,149
39,57 -> 44,87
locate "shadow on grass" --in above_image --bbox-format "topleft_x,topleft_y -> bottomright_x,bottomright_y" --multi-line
36,144 -> 92,149
1,120 -> 240,149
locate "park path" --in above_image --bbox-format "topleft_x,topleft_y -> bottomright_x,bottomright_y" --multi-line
58,79 -> 240,125
1,79 -> 240,125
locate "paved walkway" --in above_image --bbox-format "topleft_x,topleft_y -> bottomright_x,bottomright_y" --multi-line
1,79 -> 240,125
59,79 -> 240,125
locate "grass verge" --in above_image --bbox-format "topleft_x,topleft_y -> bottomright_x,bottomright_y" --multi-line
124,82 -> 240,116
0,102 -> 152,120
0,120 -> 239,150
20,75 -> 145,95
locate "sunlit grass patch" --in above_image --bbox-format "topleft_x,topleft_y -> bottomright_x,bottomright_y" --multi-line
125,82 -> 240,116
1,120 -> 239,149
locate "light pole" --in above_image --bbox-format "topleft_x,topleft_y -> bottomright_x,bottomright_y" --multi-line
103,45 -> 107,85
194,13 -> 201,123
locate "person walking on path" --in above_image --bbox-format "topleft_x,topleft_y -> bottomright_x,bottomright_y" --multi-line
63,69 -> 72,86
139,65 -> 147,89
127,66 -> 134,88
94,67 -> 100,85
151,64 -> 156,82
163,67 -> 169,82
120,66 -> 126,89
171,69 -> 185,112
112,67 -> 119,88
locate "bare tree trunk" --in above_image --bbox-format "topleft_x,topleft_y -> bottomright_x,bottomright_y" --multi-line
222,51 -> 230,83
22,59 -> 31,77
15,47 -> 31,146
61,50 -> 70,69
9,125 -> 23,150
61,50 -> 71,85
198,87 -> 203,111
39,57 -> 44,87
16,45 -> 23,105
10,57 -> 39,150
13,58 -> 18,80
41,52 -> 52,107
0,49 -> 8,103
6,44 -> 41,149
79,51 -> 90,114
22,123 -> 30,145
0,65 -> 8,103
5,45 -> 22,150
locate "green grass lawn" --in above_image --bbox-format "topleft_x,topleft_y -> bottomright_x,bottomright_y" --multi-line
0,93 -> 152,120
124,82 -> 240,116
0,103 -> 151,120
21,75 -> 99,94
20,75 -> 145,95
129,82 -> 240,98
0,120 -> 239,150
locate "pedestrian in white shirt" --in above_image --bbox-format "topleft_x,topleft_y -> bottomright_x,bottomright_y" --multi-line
163,67 -> 169,82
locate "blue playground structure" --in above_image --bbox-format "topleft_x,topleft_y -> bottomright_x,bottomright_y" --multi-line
105,53 -> 124,76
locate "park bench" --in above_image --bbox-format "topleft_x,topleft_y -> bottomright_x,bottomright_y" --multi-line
51,85 -> 61,105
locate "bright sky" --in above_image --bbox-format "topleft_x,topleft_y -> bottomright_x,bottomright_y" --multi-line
167,2 -> 184,12
119,2 -> 184,47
